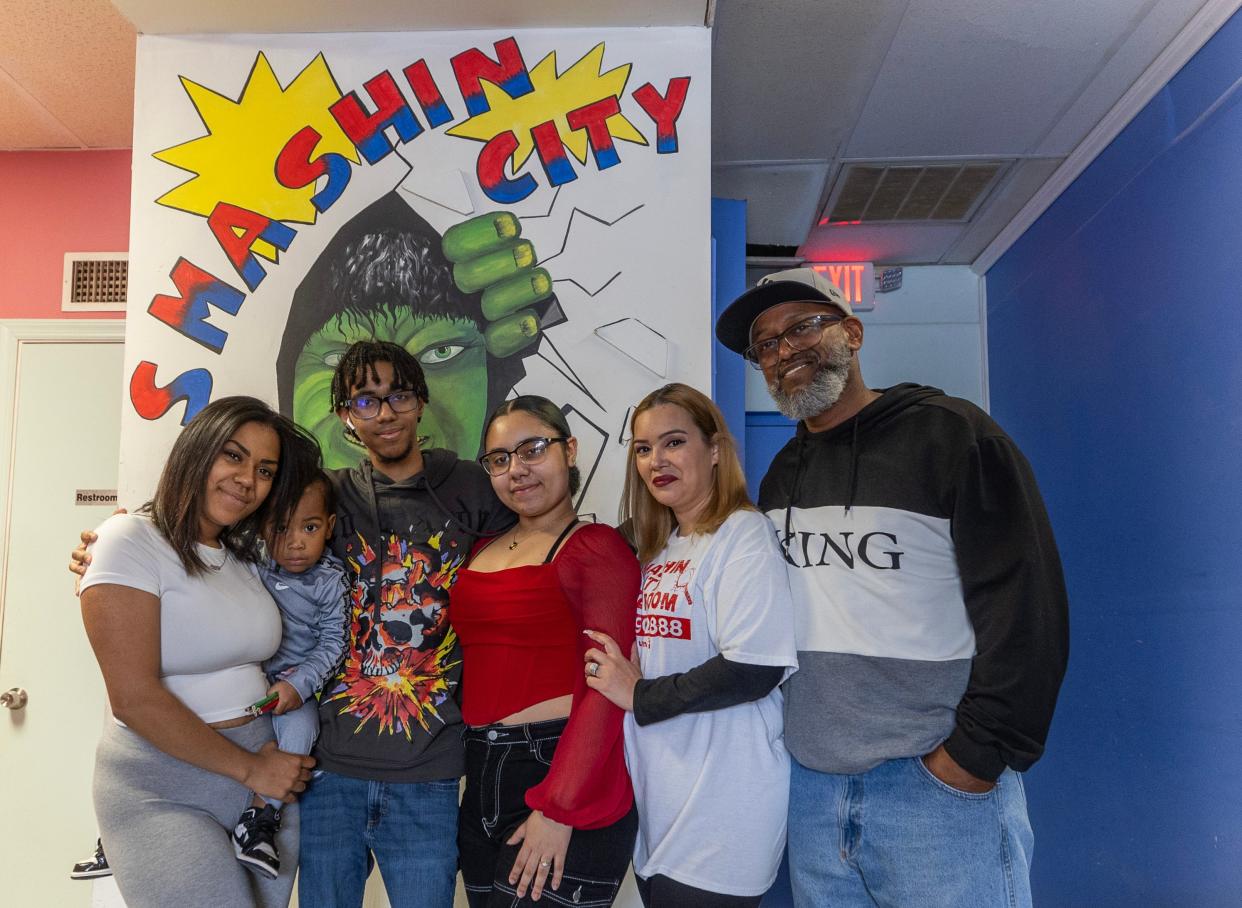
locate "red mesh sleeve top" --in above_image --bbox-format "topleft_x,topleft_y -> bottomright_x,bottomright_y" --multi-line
451,522 -> 639,829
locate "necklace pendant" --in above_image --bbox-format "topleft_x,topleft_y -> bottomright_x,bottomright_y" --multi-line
508,537 -> 519,550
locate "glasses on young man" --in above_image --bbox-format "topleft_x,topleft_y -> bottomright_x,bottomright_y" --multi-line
478,437 -> 567,476
345,390 -> 420,420
743,313 -> 845,369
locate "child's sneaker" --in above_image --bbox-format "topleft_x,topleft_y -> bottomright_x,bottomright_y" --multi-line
232,805 -> 281,879
70,838 -> 112,880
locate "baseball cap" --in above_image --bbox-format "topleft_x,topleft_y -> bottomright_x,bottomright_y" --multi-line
715,267 -> 854,355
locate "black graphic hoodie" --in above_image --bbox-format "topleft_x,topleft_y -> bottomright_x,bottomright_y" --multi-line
759,383 -> 1068,782
316,449 -> 514,782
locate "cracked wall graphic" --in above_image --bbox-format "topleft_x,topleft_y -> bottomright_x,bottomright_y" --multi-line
122,28 -> 710,517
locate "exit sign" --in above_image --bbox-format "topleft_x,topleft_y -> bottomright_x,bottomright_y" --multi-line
809,263 -> 875,311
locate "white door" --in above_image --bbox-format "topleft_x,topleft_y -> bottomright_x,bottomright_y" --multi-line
0,324 -> 124,906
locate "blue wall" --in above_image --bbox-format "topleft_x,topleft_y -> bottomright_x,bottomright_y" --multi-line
711,197 -> 748,455
986,12 -> 1242,905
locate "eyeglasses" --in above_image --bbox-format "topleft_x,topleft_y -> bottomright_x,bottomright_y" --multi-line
345,390 -> 420,420
743,314 -> 845,369
478,437 -> 567,476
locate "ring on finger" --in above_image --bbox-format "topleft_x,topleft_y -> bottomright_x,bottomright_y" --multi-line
587,661 -> 600,677
539,859 -> 550,868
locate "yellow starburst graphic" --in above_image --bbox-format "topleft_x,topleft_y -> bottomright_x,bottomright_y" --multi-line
153,52 -> 359,255
448,43 -> 648,169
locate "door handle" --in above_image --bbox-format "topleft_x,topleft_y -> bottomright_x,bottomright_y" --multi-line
1,687 -> 28,710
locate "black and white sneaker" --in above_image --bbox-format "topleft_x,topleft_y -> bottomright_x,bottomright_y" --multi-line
70,838 -> 112,880
232,805 -> 281,879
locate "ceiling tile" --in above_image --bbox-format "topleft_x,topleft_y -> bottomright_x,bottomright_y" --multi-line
712,161 -> 830,245
0,0 -> 135,147
0,73 -> 81,149
110,0 -> 712,33
846,0 -> 1164,158
711,0 -> 909,162
1034,0 -> 1207,155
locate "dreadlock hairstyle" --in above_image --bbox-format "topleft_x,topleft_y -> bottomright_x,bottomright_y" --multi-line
620,383 -> 754,563
330,340 -> 430,446
483,395 -> 581,496
143,396 -> 323,575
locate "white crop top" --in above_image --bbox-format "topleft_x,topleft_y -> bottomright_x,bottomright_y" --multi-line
80,513 -> 282,723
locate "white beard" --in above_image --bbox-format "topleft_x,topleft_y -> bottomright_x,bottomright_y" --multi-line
766,336 -> 853,422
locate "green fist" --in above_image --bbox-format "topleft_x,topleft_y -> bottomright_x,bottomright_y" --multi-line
442,212 -> 553,359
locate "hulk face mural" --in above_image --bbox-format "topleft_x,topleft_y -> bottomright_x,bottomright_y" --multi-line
295,310 -> 489,467
120,32 -> 709,516
277,193 -> 555,469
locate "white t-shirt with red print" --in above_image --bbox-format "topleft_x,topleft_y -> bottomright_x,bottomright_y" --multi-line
623,508 -> 798,896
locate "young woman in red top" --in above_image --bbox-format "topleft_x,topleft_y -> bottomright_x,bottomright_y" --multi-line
452,395 -> 639,907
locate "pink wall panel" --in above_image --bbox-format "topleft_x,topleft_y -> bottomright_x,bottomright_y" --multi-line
0,150 -> 131,319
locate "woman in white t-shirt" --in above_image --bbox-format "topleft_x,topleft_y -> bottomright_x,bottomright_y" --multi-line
584,382 -> 798,908
79,396 -> 321,908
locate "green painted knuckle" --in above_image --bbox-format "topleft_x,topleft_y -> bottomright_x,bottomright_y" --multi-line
481,268 -> 553,321
441,212 -> 522,262
484,309 -> 541,357
452,239 -> 537,294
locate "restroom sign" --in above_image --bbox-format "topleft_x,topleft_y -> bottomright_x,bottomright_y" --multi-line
809,262 -> 875,311
75,489 -> 118,506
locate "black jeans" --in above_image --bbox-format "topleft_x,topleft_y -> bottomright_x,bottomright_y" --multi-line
635,874 -> 764,908
459,717 -> 638,908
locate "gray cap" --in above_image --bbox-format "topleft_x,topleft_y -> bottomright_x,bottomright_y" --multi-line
715,267 -> 854,355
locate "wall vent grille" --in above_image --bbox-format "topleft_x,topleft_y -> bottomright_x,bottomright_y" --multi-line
823,162 -> 1007,225
62,253 -> 128,312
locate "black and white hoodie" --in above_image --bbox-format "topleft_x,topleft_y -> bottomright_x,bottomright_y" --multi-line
759,383 -> 1068,782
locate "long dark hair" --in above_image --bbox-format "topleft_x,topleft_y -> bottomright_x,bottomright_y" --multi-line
143,396 -> 322,575
483,395 -> 580,495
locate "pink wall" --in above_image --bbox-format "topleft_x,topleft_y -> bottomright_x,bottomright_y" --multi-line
0,150 -> 131,320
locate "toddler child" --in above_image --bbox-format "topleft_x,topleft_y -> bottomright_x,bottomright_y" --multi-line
231,471 -> 348,879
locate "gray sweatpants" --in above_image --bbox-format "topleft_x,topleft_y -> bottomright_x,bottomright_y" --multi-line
93,716 -> 299,908
262,699 -> 320,811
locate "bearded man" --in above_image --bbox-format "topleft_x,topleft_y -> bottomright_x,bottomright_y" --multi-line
716,268 -> 1069,908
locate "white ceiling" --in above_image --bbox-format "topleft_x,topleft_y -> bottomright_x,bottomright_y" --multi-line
0,0 -> 1237,269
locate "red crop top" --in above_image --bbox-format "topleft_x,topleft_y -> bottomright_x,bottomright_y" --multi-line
451,522 -> 639,829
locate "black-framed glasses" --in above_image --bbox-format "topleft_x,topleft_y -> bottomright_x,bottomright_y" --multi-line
479,437 -> 567,476
345,390 -> 420,420
743,314 -> 845,369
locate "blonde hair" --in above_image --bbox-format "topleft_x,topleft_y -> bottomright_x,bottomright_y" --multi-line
620,383 -> 755,563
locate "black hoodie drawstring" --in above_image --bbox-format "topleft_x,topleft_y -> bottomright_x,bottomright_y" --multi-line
787,413 -> 862,547
362,457 -> 497,589
785,434 -> 809,549
360,462 -> 383,589
845,416 -> 860,514
414,472 -> 491,541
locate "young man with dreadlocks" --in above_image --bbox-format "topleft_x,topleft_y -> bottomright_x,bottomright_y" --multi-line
300,339 -> 515,908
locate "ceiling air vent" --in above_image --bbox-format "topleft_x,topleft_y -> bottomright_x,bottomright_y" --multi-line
62,253 -> 128,312
824,162 -> 1007,225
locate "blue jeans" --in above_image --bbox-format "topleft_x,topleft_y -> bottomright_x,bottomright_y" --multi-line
297,769 -> 460,908
787,756 -> 1033,908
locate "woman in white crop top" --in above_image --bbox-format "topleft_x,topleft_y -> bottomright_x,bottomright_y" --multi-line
79,396 -> 322,908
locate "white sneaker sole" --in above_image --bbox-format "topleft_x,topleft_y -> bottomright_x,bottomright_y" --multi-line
234,849 -> 279,880
69,867 -> 113,880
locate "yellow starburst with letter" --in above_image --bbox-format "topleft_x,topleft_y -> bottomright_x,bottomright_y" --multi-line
153,52 -> 359,258
448,43 -> 648,169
